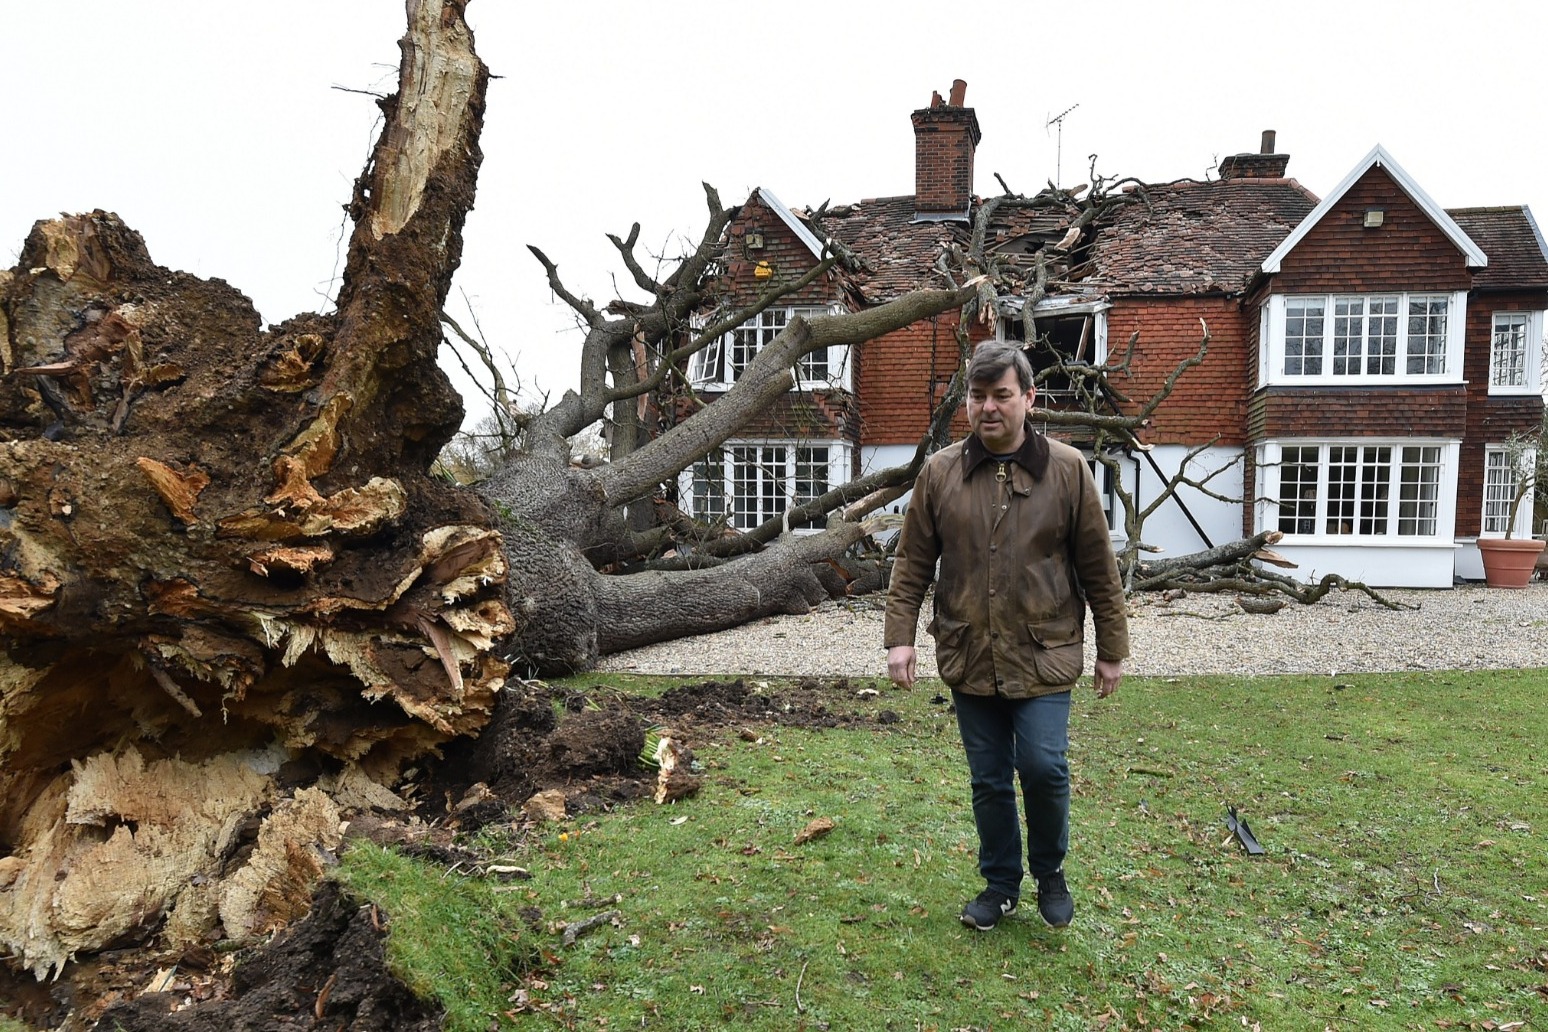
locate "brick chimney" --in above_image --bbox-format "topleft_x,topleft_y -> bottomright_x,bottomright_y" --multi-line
911,80 -> 981,220
1218,130 -> 1290,180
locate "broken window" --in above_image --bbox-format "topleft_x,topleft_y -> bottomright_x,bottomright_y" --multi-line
999,310 -> 1101,396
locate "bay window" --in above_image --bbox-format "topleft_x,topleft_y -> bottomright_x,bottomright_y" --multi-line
681,441 -> 848,532
1264,440 -> 1454,541
1261,292 -> 1466,385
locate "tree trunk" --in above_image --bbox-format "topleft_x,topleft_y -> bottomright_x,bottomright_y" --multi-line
0,0 -> 508,978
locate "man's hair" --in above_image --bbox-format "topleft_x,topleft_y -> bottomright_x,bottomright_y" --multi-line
967,340 -> 1034,391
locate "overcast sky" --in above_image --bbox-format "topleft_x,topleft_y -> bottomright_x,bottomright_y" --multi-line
5,1 -> 1546,425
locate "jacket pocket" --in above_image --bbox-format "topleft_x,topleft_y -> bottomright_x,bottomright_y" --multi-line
929,614 -> 972,686
1026,615 -> 1084,687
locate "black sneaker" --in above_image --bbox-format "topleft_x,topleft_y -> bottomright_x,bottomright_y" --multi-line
1036,870 -> 1074,928
959,889 -> 1017,931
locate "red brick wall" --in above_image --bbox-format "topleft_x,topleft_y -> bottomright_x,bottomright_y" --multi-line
1273,166 -> 1473,293
856,313 -> 984,445
1106,296 -> 1251,446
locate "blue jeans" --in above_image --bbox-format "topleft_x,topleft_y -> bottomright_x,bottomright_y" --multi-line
952,689 -> 1071,898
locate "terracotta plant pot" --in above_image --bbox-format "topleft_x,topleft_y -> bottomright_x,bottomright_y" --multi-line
1476,537 -> 1547,589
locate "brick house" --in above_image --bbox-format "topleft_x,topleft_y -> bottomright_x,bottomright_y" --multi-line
673,84 -> 1547,588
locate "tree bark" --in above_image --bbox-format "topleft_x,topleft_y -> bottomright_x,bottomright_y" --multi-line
0,0 -> 508,977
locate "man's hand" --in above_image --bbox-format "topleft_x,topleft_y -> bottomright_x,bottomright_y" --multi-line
1093,658 -> 1123,699
887,645 -> 917,689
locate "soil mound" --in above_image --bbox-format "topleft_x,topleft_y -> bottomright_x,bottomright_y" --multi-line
1,676 -> 904,1029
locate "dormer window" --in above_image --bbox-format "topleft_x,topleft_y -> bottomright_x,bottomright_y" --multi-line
996,300 -> 1110,396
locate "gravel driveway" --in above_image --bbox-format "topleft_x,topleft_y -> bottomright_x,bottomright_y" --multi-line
595,582 -> 1548,678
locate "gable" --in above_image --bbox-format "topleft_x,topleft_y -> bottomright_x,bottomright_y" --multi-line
721,190 -> 840,308
1261,146 -> 1486,276
1269,164 -> 1476,294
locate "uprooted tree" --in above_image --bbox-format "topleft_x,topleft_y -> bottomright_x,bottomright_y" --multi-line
0,0 -> 988,980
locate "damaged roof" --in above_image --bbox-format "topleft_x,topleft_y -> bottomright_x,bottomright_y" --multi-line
1082,179 -> 1318,295
810,195 -> 971,302
809,194 -> 1096,304
801,177 -> 1319,304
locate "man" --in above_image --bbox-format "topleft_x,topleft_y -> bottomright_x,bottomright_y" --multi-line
885,340 -> 1129,932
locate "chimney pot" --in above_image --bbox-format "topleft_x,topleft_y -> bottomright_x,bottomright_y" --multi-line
949,79 -> 967,106
930,90 -> 944,108
1260,129 -> 1277,155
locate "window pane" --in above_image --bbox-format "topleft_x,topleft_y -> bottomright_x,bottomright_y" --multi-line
1285,299 -> 1324,376
1357,446 -> 1391,535
728,309 -> 790,382
1397,446 -> 1442,536
760,446 -> 787,525
1278,445 -> 1319,534
729,327 -> 759,380
1490,313 -> 1529,388
1367,296 -> 1399,375
1483,449 -> 1519,532
797,347 -> 829,383
1332,297 -> 1363,376
1325,445 -> 1358,534
691,449 -> 726,519
794,446 -> 829,504
1405,297 -> 1448,375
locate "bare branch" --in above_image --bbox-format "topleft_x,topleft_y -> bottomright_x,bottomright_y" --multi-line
606,222 -> 664,297
527,244 -> 603,326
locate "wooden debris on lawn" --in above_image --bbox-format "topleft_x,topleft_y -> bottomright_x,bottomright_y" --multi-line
653,734 -> 701,804
794,817 -> 835,845
524,788 -> 567,822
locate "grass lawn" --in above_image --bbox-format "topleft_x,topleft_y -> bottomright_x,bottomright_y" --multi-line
338,668 -> 1548,1031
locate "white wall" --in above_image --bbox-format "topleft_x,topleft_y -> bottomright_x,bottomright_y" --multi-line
1114,444 -> 1246,557
1267,544 -> 1459,588
860,444 -> 920,525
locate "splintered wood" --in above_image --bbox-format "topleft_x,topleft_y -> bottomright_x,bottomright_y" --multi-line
652,735 -> 702,804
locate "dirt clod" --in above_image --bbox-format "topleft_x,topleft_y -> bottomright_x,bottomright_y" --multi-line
92,882 -> 439,1031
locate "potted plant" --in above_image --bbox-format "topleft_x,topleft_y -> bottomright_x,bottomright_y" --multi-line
1477,413 -> 1548,588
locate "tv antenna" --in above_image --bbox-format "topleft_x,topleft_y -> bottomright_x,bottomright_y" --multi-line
1046,103 -> 1080,186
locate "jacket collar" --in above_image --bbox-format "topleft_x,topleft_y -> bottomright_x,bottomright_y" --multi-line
962,423 -> 1050,480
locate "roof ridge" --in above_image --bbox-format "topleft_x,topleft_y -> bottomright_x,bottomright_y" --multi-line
1447,204 -> 1526,214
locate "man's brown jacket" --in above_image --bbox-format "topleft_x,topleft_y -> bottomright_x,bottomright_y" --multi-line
884,429 -> 1130,697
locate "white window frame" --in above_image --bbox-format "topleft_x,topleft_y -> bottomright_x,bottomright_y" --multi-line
995,304 -> 1111,362
1481,444 -> 1534,537
677,440 -> 852,533
686,305 -> 849,391
1086,454 -> 1121,534
1256,438 -> 1460,543
1260,292 -> 1467,386
1486,310 -> 1544,395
